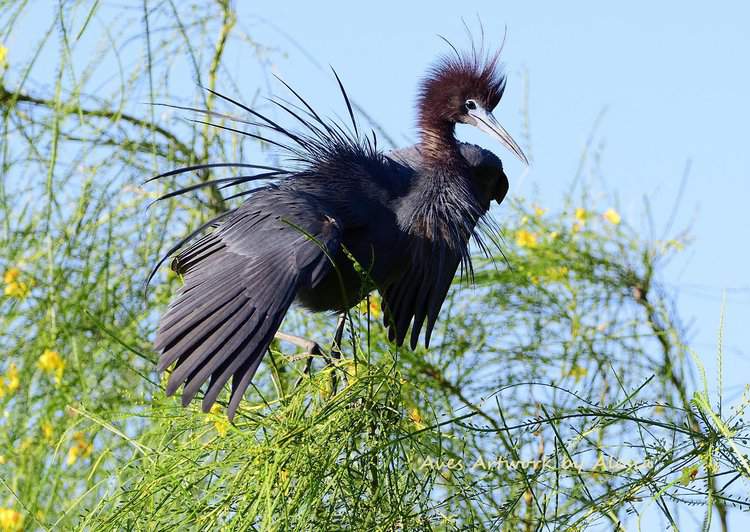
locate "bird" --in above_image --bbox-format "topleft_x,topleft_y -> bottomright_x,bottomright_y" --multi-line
148,42 -> 528,419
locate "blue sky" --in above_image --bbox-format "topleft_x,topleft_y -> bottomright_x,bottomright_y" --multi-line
239,1 -> 749,384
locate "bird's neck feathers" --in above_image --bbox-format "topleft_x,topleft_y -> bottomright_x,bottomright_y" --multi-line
412,117 -> 481,244
417,120 -> 464,167
403,162 -> 484,282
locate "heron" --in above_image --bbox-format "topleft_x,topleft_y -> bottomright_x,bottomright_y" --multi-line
148,42 -> 528,419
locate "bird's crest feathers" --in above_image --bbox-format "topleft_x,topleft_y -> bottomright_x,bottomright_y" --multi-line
417,37 -> 507,126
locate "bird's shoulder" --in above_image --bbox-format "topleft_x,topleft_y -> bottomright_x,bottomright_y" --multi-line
387,142 -> 508,208
386,142 -> 502,171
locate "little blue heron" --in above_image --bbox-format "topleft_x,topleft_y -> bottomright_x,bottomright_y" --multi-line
149,43 -> 527,419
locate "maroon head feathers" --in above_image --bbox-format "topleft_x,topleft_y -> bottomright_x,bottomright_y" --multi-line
417,48 -> 506,132
414,44 -> 512,163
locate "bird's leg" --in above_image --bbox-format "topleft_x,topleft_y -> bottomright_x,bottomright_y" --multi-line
328,313 -> 348,392
331,313 -> 347,358
274,331 -> 323,387
279,314 -> 348,391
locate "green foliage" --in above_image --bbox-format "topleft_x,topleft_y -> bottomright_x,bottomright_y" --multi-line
1,2 -> 748,530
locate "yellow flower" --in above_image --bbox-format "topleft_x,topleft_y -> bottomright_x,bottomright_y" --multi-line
574,208 -> 587,222
533,205 -> 547,217
369,298 -> 380,318
0,455 -> 5,465
0,363 -> 19,398
4,281 -> 29,298
209,404 -> 228,436
565,364 -> 588,382
520,215 -> 529,226
37,349 -> 64,384
0,44 -> 7,70
65,447 -> 79,466
3,268 -> 29,299
3,268 -> 19,284
0,508 -> 23,532
603,208 -> 621,225
214,420 -> 228,437
359,296 -> 381,318
4,364 -> 19,394
548,231 -> 559,241
41,421 -> 54,442
66,432 -> 93,466
408,407 -> 425,429
515,230 -> 538,248
572,221 -> 584,233
679,465 -> 699,486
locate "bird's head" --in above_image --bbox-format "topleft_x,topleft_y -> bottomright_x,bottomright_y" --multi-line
417,46 -> 528,165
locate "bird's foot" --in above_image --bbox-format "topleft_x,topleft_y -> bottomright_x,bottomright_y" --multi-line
327,313 -> 350,394
275,313 -> 350,392
274,331 -> 324,387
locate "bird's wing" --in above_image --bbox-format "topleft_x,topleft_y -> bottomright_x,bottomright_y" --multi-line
380,242 -> 461,351
155,189 -> 341,419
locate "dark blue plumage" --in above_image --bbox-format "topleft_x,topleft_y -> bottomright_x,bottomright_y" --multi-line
151,46 -> 525,419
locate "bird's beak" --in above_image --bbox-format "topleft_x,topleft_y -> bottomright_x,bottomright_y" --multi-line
468,106 -> 529,166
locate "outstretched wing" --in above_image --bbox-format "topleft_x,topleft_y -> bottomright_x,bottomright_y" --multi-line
155,187 -> 340,419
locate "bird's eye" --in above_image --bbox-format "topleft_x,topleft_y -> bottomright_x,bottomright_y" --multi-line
465,99 -> 477,111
